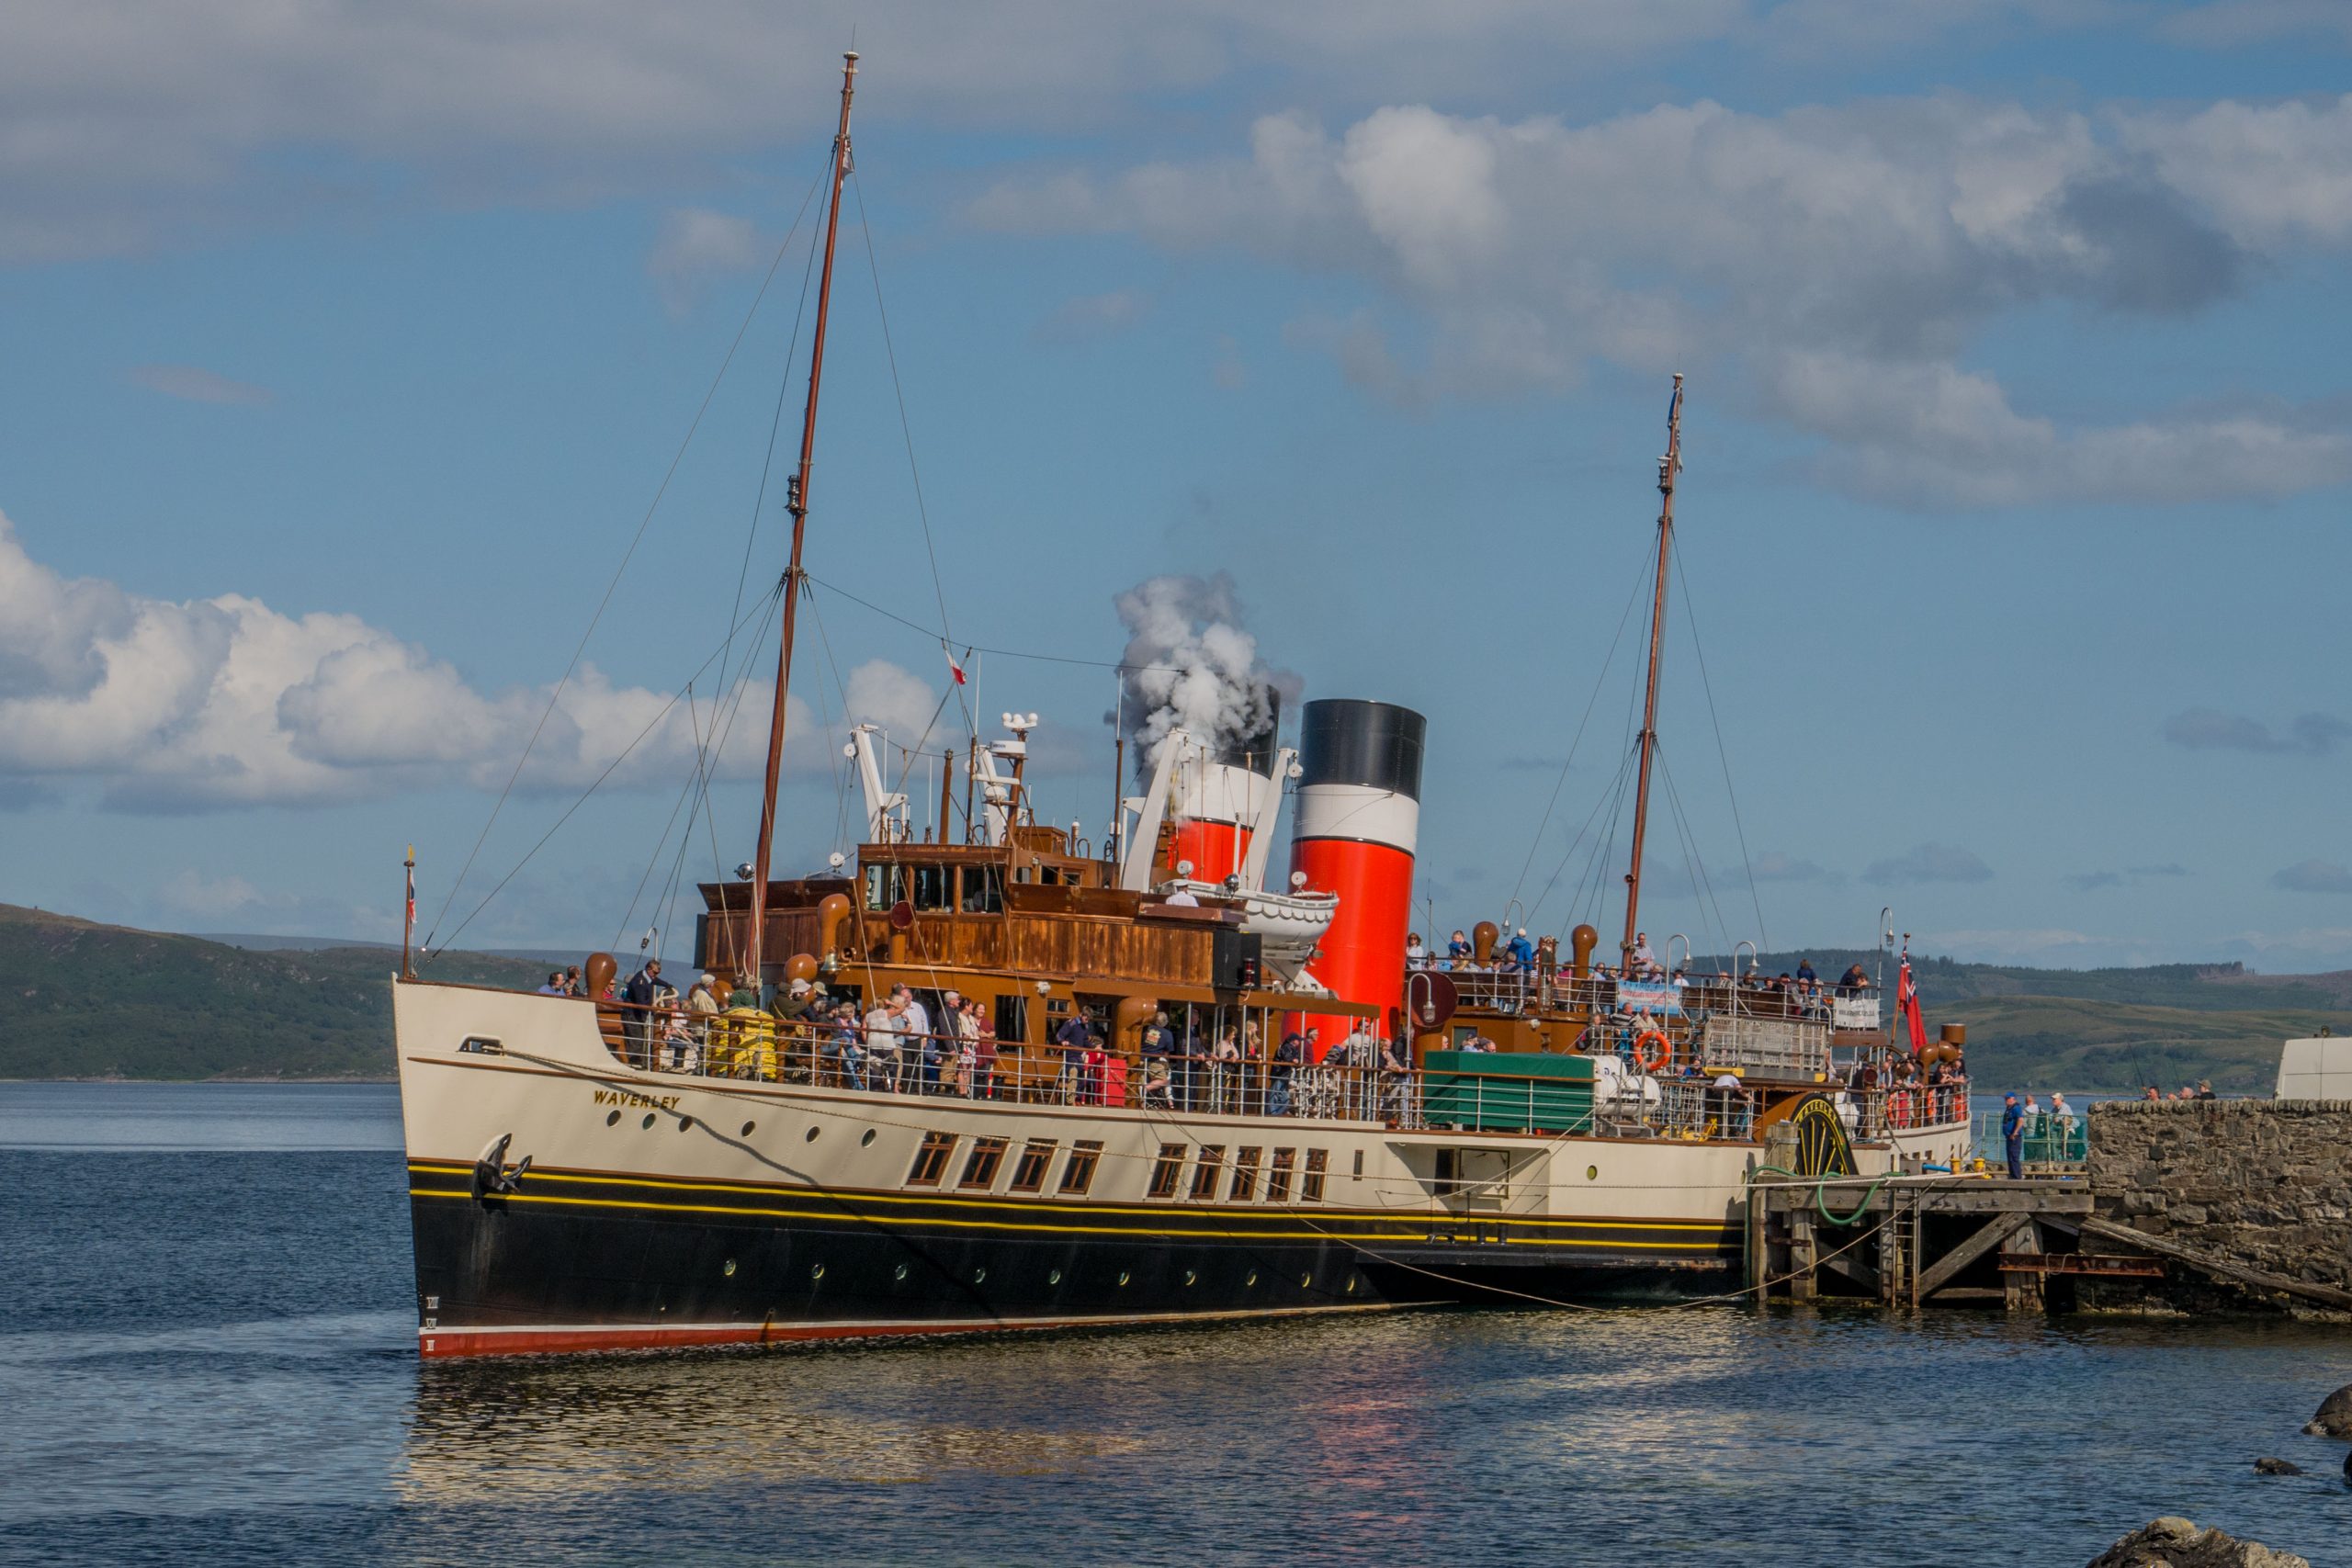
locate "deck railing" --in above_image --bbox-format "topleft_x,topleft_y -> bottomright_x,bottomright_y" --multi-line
594,1003 -> 1421,1128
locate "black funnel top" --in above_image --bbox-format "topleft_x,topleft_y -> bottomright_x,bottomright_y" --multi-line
1297,699 -> 1425,801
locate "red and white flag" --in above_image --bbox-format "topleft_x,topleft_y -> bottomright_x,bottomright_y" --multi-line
1896,950 -> 1928,1054
944,646 -> 967,686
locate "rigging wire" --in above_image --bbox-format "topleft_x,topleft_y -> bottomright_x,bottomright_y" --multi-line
1505,540 -> 1660,920
424,581 -> 785,962
848,171 -> 972,744
804,572 -> 1197,679
422,174 -> 830,954
1670,544 -> 1770,952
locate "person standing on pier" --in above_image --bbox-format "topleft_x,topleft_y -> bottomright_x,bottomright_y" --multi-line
2000,1093 -> 2027,1179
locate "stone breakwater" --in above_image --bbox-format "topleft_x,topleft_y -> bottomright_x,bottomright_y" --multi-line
2086,1100 -> 2352,1314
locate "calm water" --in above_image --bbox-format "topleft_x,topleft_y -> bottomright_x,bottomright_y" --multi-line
1,1084 -> 2345,1567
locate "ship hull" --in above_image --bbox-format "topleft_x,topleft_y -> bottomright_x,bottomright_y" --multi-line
396,979 -> 1969,1357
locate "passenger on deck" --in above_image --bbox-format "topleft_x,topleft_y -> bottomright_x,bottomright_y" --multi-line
1141,1057 -> 1173,1109
1506,927 -> 1535,966
828,1002 -> 867,1091
1838,963 -> 1870,994
1406,931 -> 1428,964
1053,1011 -> 1092,1101
1270,1030 -> 1306,1116
1670,967 -> 1690,992
1796,958 -> 1817,984
537,971 -> 567,996
1163,886 -> 1200,907
621,959 -> 662,1069
686,974 -> 721,1051
1447,930 -> 1473,963
864,998 -> 902,1091
1631,931 -> 1657,971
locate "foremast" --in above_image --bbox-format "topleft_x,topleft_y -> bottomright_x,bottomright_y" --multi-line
1620,374 -> 1684,966
747,51 -> 859,985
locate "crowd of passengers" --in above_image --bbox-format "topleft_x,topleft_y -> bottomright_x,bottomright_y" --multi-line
546,957 -> 1409,1112
1406,928 -> 1873,1019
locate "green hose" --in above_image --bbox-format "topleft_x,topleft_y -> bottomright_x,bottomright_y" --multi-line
1749,1163 -> 1894,1226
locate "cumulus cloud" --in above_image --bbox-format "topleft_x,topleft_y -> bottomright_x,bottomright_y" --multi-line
1865,842 -> 1994,884
646,207 -> 762,311
1749,851 -> 1833,883
127,364 -> 273,406
2273,858 -> 2352,894
0,507 -> 934,810
974,92 -> 2352,506
2163,707 -> 2352,756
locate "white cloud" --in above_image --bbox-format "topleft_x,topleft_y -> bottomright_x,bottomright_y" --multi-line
646,207 -> 761,311
973,91 -> 2352,506
0,507 -> 935,811
2273,859 -> 2352,894
128,364 -> 273,406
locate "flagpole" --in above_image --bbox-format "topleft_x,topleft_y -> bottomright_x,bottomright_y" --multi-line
402,845 -> 416,981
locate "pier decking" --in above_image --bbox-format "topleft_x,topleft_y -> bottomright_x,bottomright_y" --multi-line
1747,1174 -> 2114,1310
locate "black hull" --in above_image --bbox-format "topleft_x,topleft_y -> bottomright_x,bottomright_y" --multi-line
408,1161 -> 1742,1355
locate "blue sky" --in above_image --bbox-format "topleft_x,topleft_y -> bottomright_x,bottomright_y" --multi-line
4,1 -> 2351,970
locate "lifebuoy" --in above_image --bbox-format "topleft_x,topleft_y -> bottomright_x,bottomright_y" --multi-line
1633,1030 -> 1672,1074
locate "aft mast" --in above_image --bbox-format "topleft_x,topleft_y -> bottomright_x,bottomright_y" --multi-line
1619,374 -> 1684,966
746,51 -> 860,987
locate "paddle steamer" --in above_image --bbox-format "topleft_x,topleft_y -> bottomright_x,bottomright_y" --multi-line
393,56 -> 1971,1357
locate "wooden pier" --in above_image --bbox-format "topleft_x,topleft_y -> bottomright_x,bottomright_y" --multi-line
1746,1173 -> 2145,1311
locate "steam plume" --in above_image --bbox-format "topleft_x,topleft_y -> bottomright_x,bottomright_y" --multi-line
1112,572 -> 1299,774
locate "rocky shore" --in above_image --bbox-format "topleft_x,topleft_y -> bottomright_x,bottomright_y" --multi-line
2086,1517 -> 2307,1568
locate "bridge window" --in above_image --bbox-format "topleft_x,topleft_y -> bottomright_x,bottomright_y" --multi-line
1189,1145 -> 1226,1200
958,1136 -> 1009,1190
1009,1138 -> 1056,1192
1058,1139 -> 1103,1195
963,867 -> 1004,913
907,1131 -> 956,1187
1229,1147 -> 1262,1202
864,863 -> 908,911
1267,1148 -> 1296,1202
1301,1149 -> 1329,1202
1148,1144 -> 1187,1200
912,864 -> 954,911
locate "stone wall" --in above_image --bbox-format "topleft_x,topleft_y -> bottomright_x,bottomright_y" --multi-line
2086,1100 -> 2352,1311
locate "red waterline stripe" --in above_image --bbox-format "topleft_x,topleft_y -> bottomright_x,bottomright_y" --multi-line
418,1301 -> 1413,1359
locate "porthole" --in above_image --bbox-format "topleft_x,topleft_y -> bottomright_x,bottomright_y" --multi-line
678,1116 -> 694,1133
1587,1164 -> 1600,1181
809,1262 -> 826,1280
605,1110 -> 621,1127
860,1129 -> 876,1147
1182,1269 -> 1196,1287
641,1113 -> 657,1130
1047,1269 -> 1063,1285
894,1263 -> 910,1282
1245,1270 -> 1258,1287
973,1267 -> 987,1283
805,1126 -> 820,1143
1117,1270 -> 1131,1287
741,1121 -> 756,1137
722,1258 -> 737,1278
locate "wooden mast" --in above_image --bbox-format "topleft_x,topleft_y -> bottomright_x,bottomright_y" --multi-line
1620,373 -> 1684,967
746,51 -> 859,987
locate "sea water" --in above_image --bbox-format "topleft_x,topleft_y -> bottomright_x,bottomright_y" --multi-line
0,1082 -> 2344,1567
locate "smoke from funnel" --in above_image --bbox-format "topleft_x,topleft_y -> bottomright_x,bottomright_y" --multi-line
1112,572 -> 1300,777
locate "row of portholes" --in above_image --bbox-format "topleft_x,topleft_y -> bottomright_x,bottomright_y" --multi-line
599,1110 -> 883,1151
778,1260 -> 1350,1293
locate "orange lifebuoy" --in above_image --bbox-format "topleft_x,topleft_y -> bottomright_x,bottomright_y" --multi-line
1633,1030 -> 1672,1074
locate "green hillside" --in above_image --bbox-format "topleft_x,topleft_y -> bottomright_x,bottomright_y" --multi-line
0,904 -> 548,1080
1939,998 -> 2339,1095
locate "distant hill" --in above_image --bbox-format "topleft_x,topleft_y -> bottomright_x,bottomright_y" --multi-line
4,905 -> 2344,1087
193,931 -> 582,965
0,904 -> 548,1080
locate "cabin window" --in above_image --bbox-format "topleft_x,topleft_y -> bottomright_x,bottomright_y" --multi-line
907,1131 -> 956,1187
458,1035 -> 503,1055
1147,1144 -> 1187,1200
1009,1138 -> 1056,1193
1189,1145 -> 1226,1201
1267,1148 -> 1296,1202
994,995 -> 1029,1046
958,1136 -> 1009,1190
912,863 -> 954,912
1301,1148 -> 1329,1202
1229,1146 -> 1262,1202
1058,1139 -> 1104,1195
1352,1149 -> 1364,1179
864,863 -> 908,911
963,867 -> 1004,913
